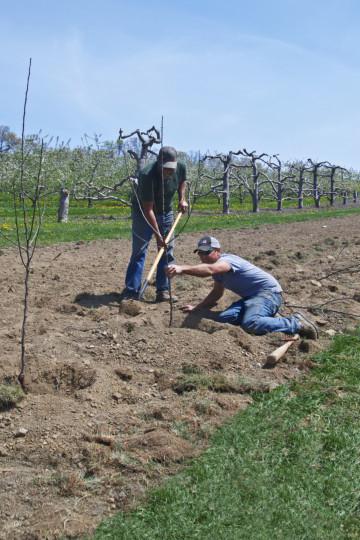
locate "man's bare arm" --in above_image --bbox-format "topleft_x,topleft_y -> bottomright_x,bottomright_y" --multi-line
178,181 -> 188,213
193,281 -> 225,310
142,201 -> 165,247
167,260 -> 231,278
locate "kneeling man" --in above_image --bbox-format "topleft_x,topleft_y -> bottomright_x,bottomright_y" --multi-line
166,236 -> 318,339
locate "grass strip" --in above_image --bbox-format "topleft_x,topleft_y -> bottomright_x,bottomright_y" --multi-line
1,206 -> 360,248
93,329 -> 360,539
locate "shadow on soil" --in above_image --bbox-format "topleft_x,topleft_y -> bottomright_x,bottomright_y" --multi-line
74,291 -> 122,308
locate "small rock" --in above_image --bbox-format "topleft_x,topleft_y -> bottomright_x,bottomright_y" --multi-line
310,280 -> 322,288
353,293 -> 360,303
315,319 -> 328,326
0,446 -> 9,457
327,255 -> 335,261
14,428 -> 28,438
324,329 -> 337,337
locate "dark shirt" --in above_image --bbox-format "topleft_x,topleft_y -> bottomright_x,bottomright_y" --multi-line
134,160 -> 186,214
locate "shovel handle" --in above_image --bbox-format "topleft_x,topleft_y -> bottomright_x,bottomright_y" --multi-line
265,334 -> 300,366
139,212 -> 182,298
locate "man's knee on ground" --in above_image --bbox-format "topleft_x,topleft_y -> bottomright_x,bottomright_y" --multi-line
218,311 -> 238,325
241,315 -> 267,335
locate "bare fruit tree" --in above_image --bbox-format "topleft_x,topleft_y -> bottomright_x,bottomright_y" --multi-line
289,161 -> 313,209
267,155 -> 295,211
70,134 -> 131,208
237,149 -> 269,213
202,150 -> 243,214
12,60 -> 47,390
321,163 -> 348,206
118,126 -> 161,174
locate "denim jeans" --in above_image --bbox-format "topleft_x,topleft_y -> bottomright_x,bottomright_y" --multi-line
218,291 -> 301,335
125,204 -> 175,295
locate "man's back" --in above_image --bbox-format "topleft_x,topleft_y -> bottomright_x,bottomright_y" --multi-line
213,253 -> 282,298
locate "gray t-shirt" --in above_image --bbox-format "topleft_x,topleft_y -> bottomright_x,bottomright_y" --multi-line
213,253 -> 282,297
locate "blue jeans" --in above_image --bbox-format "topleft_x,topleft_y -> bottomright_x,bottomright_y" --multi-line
218,291 -> 301,335
125,204 -> 175,295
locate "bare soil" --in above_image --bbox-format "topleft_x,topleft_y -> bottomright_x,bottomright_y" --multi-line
1,214 -> 360,539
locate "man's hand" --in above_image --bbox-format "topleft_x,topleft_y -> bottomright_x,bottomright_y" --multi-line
166,264 -> 183,278
156,234 -> 167,250
178,199 -> 189,214
181,304 -> 196,312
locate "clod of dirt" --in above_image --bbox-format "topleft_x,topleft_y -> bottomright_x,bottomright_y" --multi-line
41,364 -> 97,393
0,447 -> 9,457
227,326 -> 255,352
176,310 -> 223,333
114,368 -> 133,381
123,428 -> 193,464
193,319 -> 225,334
153,370 -> 176,391
57,303 -> 79,314
298,340 -> 323,353
123,317 -> 151,332
215,395 -> 253,411
119,300 -> 143,317
209,358 -> 225,370
172,373 -> 273,395
13,427 -> 28,438
83,433 -> 115,447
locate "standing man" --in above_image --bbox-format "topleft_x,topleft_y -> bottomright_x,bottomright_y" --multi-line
166,235 -> 318,338
123,146 -> 188,302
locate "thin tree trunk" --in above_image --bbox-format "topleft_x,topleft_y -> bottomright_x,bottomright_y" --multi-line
222,170 -> 230,214
329,170 -> 335,206
18,263 -> 30,390
276,184 -> 282,211
58,188 -> 69,222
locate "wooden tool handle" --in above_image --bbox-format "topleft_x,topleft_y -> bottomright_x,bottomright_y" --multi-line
265,334 -> 300,366
138,212 -> 183,299
144,212 -> 182,284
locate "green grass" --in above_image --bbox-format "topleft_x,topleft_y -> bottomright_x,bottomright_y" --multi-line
0,384 -> 24,410
93,329 -> 360,539
1,198 -> 360,248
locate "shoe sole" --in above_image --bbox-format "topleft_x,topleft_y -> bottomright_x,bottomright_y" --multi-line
294,312 -> 319,339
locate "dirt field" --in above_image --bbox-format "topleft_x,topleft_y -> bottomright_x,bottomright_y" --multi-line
1,214 -> 360,539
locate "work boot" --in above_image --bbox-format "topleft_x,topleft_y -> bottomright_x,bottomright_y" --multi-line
293,312 -> 318,340
156,290 -> 178,303
119,288 -> 139,301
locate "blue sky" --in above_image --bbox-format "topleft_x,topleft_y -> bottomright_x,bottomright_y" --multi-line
2,0 -> 360,168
